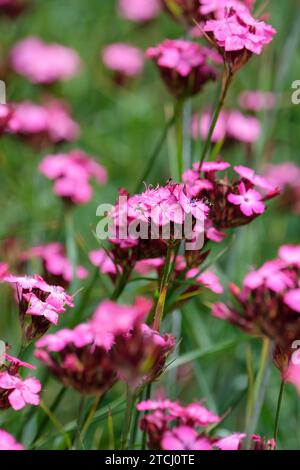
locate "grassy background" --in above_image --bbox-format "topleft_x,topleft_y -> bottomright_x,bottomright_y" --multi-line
0,0 -> 300,449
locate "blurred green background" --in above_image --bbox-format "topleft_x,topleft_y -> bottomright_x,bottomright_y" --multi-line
0,0 -> 300,450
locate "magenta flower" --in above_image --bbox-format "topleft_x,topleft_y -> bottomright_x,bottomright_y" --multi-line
228,182 -> 265,216
211,246 -> 300,358
3,273 -> 74,341
0,372 -> 41,411
193,108 -> 261,144
6,99 -> 79,145
162,426 -> 212,450
279,244 -> 300,268
204,6 -> 276,71
10,36 -> 81,84
117,0 -> 160,22
283,362 -> 300,395
39,149 -> 107,205
146,39 -> 218,98
0,104 -> 14,133
0,430 -> 24,450
138,398 -> 220,450
102,43 -> 144,81
264,163 -> 300,215
214,433 -> 246,450
21,242 -> 88,288
239,90 -> 276,111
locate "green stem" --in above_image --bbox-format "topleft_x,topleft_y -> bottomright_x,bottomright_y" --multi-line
134,113 -> 177,193
71,267 -> 99,326
245,337 -> 273,449
274,379 -> 285,445
34,386 -> 66,443
110,265 -> 133,301
198,66 -> 233,169
65,209 -> 77,287
153,244 -> 174,331
120,386 -> 136,450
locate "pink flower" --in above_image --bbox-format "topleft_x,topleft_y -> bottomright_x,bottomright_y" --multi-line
204,7 -> 276,54
102,43 -> 144,77
283,289 -> 300,313
214,433 -> 246,450
234,165 -> 275,191
117,0 -> 160,22
89,249 -> 117,276
204,6 -> 276,71
279,245 -> 300,268
243,260 -> 293,292
3,273 -> 74,341
6,100 -> 79,144
22,242 -> 88,286
228,182 -> 265,216
264,163 -> 300,191
0,104 -> 14,132
194,109 -> 261,144
146,39 -> 217,98
162,426 -> 212,450
10,36 -> 81,84
39,150 -> 107,205
0,262 -> 9,279
0,430 -> 24,450
0,372 -> 41,410
187,269 -> 224,294
239,90 -> 276,111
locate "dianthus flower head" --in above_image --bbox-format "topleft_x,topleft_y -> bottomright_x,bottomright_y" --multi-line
117,0 -> 160,22
212,246 -> 300,358
203,5 -> 276,72
6,99 -> 80,146
138,398 -> 220,450
10,36 -> 81,84
0,354 -> 41,411
192,108 -> 261,144
102,43 -> 144,84
21,242 -> 88,288
146,39 -> 218,98
3,273 -> 74,342
39,149 -> 107,205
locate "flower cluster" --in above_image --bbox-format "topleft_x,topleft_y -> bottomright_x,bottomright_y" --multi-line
146,39 -> 219,98
39,149 -> 107,205
239,90 -> 276,112
191,108 -> 261,144
183,161 -> 278,226
35,298 -> 175,392
0,354 -> 41,411
212,244 -> 300,363
21,242 -> 88,288
204,5 -> 276,71
137,398 -> 274,450
10,36 -> 81,84
6,99 -> 80,146
3,274 -> 74,341
117,0 -> 160,23
102,43 -> 144,84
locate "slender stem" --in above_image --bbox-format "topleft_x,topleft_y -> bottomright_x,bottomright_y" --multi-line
175,99 -> 184,181
34,386 -> 66,443
274,379 -> 285,445
245,337 -> 273,449
81,394 -> 103,442
134,113 -> 177,193
39,400 -> 72,450
120,385 -> 136,450
142,383 -> 152,450
198,66 -> 233,169
71,267 -> 99,326
110,265 -> 133,301
153,244 -> 174,331
65,209 -> 77,286
72,396 -> 87,450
